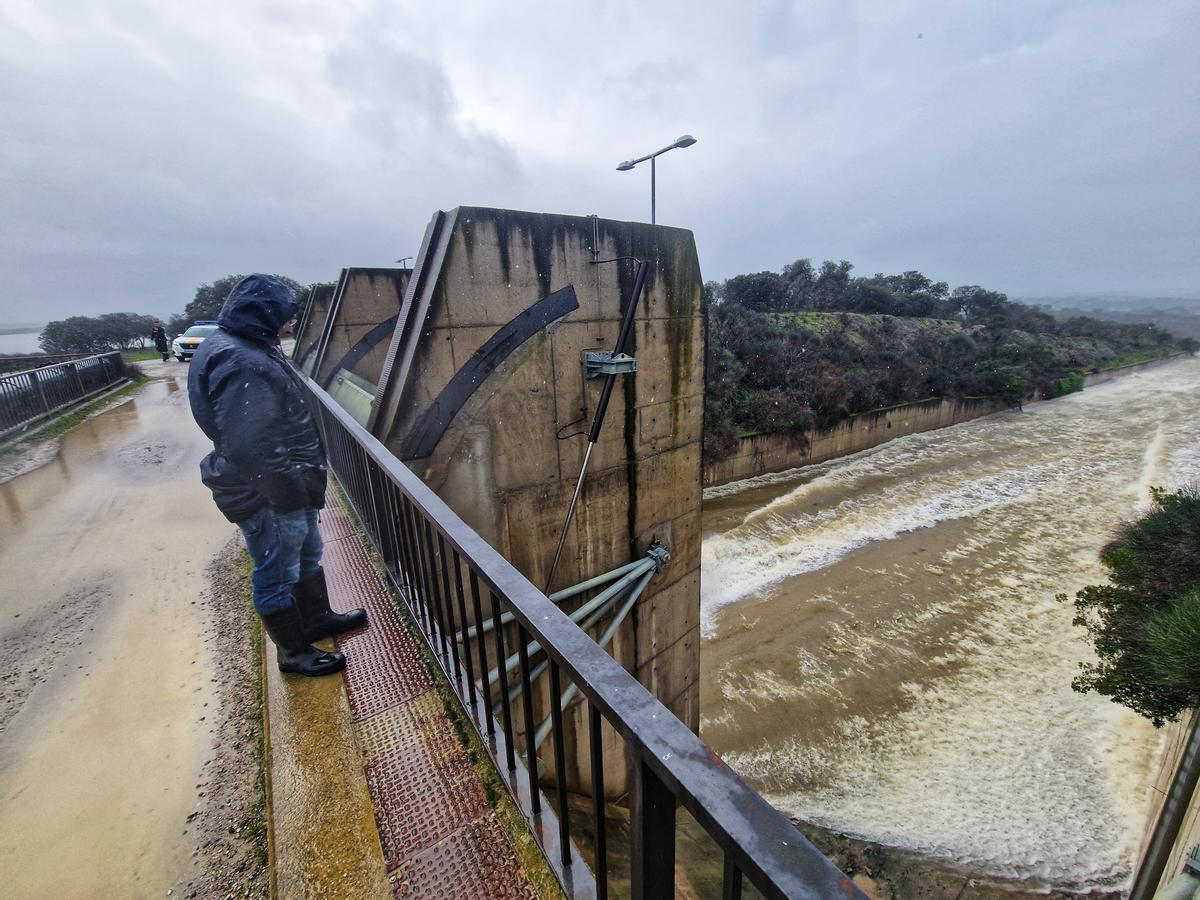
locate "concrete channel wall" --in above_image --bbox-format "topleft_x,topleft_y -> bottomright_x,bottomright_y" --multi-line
703,354 -> 1187,489
1079,354 -> 1184,388
1137,710 -> 1200,892
703,396 -> 1005,488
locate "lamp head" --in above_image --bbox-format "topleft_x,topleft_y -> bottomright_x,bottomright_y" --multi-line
616,160 -> 636,171
674,134 -> 697,148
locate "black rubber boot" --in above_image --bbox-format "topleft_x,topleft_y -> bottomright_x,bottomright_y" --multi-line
260,604 -> 346,677
293,567 -> 368,642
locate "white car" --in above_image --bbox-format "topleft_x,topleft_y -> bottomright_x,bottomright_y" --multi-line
172,322 -> 219,361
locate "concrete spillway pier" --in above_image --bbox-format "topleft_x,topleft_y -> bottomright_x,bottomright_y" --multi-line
300,207 -> 705,794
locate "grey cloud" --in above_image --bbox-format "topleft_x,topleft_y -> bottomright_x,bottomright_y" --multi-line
0,0 -> 1196,323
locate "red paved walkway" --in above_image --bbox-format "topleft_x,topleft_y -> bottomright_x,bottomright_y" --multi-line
320,492 -> 540,898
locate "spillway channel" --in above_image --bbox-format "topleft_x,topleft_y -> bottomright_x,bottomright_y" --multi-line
700,357 -> 1200,890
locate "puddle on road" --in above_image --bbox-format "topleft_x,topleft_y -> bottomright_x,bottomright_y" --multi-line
0,370 -> 236,897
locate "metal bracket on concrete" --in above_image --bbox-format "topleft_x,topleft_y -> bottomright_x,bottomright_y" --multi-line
584,350 -> 637,379
1186,844 -> 1200,877
646,540 -> 670,571
1153,847 -> 1200,900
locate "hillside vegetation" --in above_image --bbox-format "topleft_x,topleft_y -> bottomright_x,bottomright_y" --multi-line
705,261 -> 1196,458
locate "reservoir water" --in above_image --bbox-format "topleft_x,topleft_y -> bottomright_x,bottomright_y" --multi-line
0,330 -> 43,354
700,357 -> 1200,891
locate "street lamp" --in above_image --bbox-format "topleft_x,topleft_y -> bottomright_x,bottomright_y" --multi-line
616,134 -> 697,224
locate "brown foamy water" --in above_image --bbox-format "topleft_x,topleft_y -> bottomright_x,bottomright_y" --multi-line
701,358 -> 1200,890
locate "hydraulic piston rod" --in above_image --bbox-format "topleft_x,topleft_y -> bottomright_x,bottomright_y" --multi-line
533,566 -> 656,749
465,556 -> 649,640
544,256 -> 650,593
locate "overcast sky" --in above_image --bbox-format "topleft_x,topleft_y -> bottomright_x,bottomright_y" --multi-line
1,0 -> 1196,323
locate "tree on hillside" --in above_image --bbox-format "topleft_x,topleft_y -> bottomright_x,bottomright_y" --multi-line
811,260 -> 854,309
39,312 -> 156,353
723,271 -> 789,312
41,317 -> 108,353
1061,486 -> 1200,724
782,258 -> 817,299
953,285 -> 1010,325
855,271 -> 954,318
701,255 -> 1194,459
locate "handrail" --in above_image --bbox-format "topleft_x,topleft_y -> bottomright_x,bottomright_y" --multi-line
0,351 -> 125,441
0,352 -> 88,374
302,370 -> 863,899
1133,713 -> 1200,899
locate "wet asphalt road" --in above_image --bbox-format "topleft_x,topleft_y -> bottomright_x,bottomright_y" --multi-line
0,359 -> 235,898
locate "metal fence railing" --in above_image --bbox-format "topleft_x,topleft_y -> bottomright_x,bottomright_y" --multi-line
303,372 -> 862,900
0,352 -> 126,441
0,353 -> 90,375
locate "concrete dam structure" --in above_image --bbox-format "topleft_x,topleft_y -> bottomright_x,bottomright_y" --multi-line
296,206 -> 704,793
295,268 -> 412,424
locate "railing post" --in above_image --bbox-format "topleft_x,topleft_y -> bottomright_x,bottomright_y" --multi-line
29,370 -> 50,413
723,856 -> 744,900
67,361 -> 85,397
630,757 -> 675,899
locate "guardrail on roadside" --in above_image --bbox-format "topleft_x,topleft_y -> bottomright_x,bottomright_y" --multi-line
301,372 -> 863,900
0,352 -> 126,442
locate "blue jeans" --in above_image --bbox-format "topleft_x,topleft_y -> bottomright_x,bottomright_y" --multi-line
237,506 -> 324,615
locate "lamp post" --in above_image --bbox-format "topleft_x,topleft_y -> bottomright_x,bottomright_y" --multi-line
616,134 -> 697,224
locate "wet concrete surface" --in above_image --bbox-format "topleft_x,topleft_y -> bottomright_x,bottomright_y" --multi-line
0,359 -> 235,897
264,634 -> 391,899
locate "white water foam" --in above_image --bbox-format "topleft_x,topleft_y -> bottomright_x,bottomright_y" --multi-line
702,358 -> 1200,887
735,583 -> 1157,887
701,459 -> 1114,636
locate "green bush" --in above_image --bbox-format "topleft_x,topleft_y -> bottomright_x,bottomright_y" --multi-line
1062,487 -> 1200,724
1044,371 -> 1085,399
1146,588 -> 1200,699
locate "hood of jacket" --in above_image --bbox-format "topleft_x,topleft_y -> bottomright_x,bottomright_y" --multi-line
218,274 -> 298,344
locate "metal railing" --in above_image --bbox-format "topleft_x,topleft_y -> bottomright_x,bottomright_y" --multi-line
1134,712 -> 1200,900
303,372 -> 862,900
0,352 -> 126,441
0,352 -> 88,375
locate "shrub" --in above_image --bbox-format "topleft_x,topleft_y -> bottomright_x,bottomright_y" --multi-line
1145,588 -> 1200,700
1062,486 -> 1200,724
1044,371 -> 1085,399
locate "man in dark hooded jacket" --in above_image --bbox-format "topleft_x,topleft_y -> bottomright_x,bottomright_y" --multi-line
189,274 -> 367,676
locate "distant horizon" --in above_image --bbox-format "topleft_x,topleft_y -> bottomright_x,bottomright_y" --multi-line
1,287 -> 1198,331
